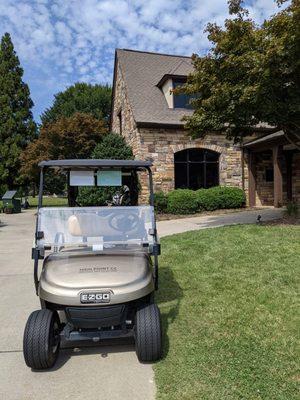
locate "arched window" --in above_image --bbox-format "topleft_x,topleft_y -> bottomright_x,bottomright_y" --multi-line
174,148 -> 219,190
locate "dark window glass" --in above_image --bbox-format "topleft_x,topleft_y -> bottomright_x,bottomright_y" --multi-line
189,148 -> 204,162
265,168 -> 274,182
174,148 -> 219,190
173,80 -> 193,109
189,163 -> 205,189
175,162 -> 188,189
205,149 -> 219,162
205,162 -> 219,187
174,149 -> 188,162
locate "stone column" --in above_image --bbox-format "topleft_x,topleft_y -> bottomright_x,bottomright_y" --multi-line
247,149 -> 256,207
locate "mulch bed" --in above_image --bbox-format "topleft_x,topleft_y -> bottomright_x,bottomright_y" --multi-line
262,215 -> 300,226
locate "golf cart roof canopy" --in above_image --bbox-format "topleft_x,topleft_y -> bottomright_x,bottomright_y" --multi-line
38,159 -> 153,169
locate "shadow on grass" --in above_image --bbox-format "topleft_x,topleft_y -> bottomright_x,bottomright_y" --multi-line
157,265 -> 183,360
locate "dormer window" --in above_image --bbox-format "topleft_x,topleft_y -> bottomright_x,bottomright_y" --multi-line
157,74 -> 193,110
172,79 -> 193,109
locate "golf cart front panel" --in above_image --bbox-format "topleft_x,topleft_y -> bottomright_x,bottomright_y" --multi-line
40,250 -> 154,306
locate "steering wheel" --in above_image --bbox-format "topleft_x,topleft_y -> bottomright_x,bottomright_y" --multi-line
108,212 -> 140,233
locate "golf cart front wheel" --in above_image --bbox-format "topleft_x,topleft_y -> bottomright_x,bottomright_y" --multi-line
135,303 -> 162,362
23,309 -> 60,370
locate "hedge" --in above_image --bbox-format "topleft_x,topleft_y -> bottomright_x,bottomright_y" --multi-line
153,191 -> 168,213
154,186 -> 246,214
167,189 -> 198,215
213,186 -> 246,209
196,188 -> 220,211
196,186 -> 246,211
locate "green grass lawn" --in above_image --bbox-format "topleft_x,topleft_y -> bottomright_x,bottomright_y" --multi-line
27,196 -> 68,207
155,225 -> 300,400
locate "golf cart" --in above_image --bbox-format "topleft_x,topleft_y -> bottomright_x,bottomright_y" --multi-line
23,159 -> 162,370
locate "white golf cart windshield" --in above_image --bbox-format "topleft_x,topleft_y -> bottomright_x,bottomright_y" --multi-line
37,206 -> 155,249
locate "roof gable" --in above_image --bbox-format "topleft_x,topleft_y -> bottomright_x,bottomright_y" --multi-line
115,49 -> 194,127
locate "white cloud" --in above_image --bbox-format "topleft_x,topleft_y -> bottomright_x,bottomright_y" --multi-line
0,0 -> 285,119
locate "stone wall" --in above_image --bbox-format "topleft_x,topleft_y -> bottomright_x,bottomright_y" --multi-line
254,151 -> 276,206
111,62 -> 151,203
137,128 -> 243,193
111,62 -> 140,156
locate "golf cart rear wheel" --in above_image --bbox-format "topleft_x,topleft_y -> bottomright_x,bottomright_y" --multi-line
135,304 -> 162,362
23,309 -> 60,370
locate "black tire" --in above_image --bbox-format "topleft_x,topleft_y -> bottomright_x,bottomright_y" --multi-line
23,309 -> 60,370
135,303 -> 162,362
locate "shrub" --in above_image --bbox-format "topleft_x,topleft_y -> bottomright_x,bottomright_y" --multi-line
211,186 -> 246,209
154,191 -> 168,213
163,187 -> 245,215
196,186 -> 245,211
167,189 -> 198,214
196,188 -> 220,211
286,201 -> 298,217
77,186 -> 117,206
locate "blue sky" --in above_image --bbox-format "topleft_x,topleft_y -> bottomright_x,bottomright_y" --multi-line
0,0 -> 282,122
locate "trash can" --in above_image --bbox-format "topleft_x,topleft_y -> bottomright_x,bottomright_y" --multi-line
1,190 -> 22,213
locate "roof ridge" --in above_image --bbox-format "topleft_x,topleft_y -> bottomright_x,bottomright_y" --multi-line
116,48 -> 191,59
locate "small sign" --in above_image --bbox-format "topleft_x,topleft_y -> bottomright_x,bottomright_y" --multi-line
97,170 -> 122,186
70,171 -> 94,186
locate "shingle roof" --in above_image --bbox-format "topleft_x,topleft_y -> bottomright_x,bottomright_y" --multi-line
243,131 -> 285,148
116,49 -> 194,127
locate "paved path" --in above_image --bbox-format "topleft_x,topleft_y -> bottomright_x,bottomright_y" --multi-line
157,208 -> 284,237
0,210 -> 155,400
0,207 -> 283,400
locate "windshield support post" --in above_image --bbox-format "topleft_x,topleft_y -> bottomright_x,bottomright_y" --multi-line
33,167 -> 44,295
147,166 -> 159,290
38,167 -> 44,209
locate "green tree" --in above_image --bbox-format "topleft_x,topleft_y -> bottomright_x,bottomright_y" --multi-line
21,112 -> 107,193
41,82 -> 111,126
77,133 -> 135,206
92,132 -> 134,160
0,32 -> 37,189
181,0 -> 300,144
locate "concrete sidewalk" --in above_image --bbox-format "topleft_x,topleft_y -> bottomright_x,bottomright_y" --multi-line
0,210 -> 155,400
157,208 -> 284,237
